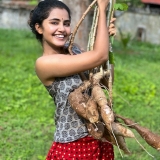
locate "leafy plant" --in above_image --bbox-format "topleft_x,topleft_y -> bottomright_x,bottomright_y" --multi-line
118,28 -> 132,48
114,2 -> 128,11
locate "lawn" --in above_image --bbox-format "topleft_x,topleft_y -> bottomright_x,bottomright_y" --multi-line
0,29 -> 160,160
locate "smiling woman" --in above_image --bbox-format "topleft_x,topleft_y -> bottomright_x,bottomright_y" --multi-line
28,0 -> 116,159
35,8 -> 71,48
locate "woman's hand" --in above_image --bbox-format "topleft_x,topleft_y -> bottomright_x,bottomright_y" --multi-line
108,17 -> 116,36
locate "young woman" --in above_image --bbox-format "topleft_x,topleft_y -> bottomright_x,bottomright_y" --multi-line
28,0 -> 116,159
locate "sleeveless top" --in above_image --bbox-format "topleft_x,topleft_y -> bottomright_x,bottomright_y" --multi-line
45,45 -> 88,143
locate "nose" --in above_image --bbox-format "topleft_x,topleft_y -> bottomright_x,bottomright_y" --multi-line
58,24 -> 65,32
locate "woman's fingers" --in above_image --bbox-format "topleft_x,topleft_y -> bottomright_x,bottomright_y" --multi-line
108,17 -> 116,36
108,24 -> 116,36
109,28 -> 116,36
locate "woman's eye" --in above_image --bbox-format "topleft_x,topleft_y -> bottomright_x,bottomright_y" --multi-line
64,23 -> 70,27
51,22 -> 58,25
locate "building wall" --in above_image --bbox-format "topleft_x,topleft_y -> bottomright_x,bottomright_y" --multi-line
0,1 -> 160,47
116,11 -> 160,44
0,7 -> 30,29
0,2 -> 33,30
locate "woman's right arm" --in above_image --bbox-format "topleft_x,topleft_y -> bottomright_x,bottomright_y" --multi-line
94,0 -> 109,55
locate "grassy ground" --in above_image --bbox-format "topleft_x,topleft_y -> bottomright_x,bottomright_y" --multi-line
0,29 -> 54,160
113,40 -> 160,159
0,29 -> 160,160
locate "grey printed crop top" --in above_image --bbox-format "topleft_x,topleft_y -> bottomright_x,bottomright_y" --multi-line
45,44 -> 88,143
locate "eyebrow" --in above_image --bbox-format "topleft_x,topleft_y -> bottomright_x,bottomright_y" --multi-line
49,18 -> 70,22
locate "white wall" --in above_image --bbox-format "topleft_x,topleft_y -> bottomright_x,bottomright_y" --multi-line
116,11 -> 160,44
0,1 -> 160,46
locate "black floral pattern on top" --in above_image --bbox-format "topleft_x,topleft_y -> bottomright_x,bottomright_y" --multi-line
44,45 -> 88,143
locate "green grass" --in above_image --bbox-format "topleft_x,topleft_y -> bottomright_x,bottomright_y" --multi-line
0,29 -> 55,160
0,29 -> 160,159
113,40 -> 160,159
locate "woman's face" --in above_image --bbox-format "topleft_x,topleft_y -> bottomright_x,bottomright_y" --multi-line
40,8 -> 71,48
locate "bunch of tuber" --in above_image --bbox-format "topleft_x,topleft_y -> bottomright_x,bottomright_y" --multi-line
68,70 -> 160,156
68,0 -> 160,157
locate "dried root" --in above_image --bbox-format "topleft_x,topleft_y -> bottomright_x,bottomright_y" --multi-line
68,89 -> 87,119
103,127 -> 131,155
68,71 -> 160,157
87,121 -> 104,140
108,122 -> 135,138
115,135 -> 132,155
67,0 -> 159,158
116,114 -> 160,151
86,97 -> 99,123
68,80 -> 91,119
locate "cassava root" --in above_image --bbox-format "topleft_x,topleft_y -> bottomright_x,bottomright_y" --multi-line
68,0 -> 159,157
116,114 -> 160,151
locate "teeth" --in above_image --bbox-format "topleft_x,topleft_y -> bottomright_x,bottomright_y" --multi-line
56,35 -> 64,38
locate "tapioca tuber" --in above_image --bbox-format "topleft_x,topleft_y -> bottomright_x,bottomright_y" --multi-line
92,85 -> 114,124
68,80 -> 91,119
68,89 -> 87,119
87,121 -> 104,140
86,97 -> 99,123
103,128 -> 131,155
107,122 -> 135,138
116,135 -> 132,155
116,114 -> 160,151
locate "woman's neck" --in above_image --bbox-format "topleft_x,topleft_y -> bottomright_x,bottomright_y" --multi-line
42,43 -> 65,56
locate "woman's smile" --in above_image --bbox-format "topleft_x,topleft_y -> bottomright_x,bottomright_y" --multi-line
55,34 -> 65,38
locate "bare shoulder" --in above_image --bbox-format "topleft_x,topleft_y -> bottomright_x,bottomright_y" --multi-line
35,56 -> 46,73
35,55 -> 57,70
35,56 -> 45,69
35,53 -> 73,84
35,55 -> 57,85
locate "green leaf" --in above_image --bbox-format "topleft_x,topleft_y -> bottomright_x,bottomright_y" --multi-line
114,3 -> 128,11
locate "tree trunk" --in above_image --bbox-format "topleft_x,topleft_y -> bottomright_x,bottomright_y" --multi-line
63,0 -> 92,50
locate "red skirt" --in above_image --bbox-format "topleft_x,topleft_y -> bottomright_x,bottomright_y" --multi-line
46,136 -> 114,160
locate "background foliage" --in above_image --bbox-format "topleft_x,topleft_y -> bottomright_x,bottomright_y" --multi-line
0,29 -> 160,160
0,29 -> 54,160
113,40 -> 160,159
